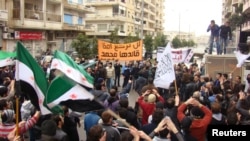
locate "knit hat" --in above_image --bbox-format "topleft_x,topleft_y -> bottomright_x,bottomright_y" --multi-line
190,106 -> 204,119
147,94 -> 156,103
3,109 -> 15,124
41,119 -> 57,136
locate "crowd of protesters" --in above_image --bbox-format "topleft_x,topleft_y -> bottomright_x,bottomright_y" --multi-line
0,56 -> 250,141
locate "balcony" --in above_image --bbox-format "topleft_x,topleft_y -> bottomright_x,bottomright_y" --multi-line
243,0 -> 250,13
85,13 -> 128,22
224,7 -> 232,18
85,0 -> 120,6
77,24 -> 94,32
63,0 -> 95,13
24,9 -> 44,20
48,0 -> 62,4
62,23 -> 77,30
232,0 -> 240,6
46,13 -> 61,22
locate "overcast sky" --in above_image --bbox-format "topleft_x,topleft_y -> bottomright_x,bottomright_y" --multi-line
164,0 -> 223,36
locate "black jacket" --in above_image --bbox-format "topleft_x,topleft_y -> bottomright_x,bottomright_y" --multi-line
219,25 -> 232,40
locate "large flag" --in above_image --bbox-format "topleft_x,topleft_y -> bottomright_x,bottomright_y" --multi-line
154,43 -> 176,89
15,42 -> 51,115
0,51 -> 16,67
46,74 -> 103,113
157,47 -> 193,63
50,50 -> 94,88
235,50 -> 250,68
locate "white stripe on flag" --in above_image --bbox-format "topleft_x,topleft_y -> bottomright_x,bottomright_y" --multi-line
16,61 -> 51,115
47,84 -> 94,108
51,58 -> 93,88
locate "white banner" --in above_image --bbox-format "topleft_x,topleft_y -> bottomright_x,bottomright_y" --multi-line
154,43 -> 176,89
157,47 -> 193,63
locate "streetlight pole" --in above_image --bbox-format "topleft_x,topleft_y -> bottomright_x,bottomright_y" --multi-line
179,12 -> 180,39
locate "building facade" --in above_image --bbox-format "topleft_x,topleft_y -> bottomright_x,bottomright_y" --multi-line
1,0 -> 95,57
0,0 -> 8,50
85,0 -> 165,39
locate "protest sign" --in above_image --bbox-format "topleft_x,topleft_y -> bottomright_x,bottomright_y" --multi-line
98,40 -> 143,61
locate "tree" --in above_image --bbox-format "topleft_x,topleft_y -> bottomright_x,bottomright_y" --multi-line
187,39 -> 195,47
144,34 -> 153,59
109,27 -> 119,43
91,36 -> 98,57
124,33 -> 140,43
71,33 -> 92,59
229,3 -> 247,31
154,33 -> 167,49
144,34 -> 153,53
181,39 -> 188,47
172,36 -> 182,48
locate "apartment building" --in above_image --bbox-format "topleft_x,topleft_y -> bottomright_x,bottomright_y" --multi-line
1,0 -> 95,57
0,1 -> 8,50
85,0 -> 164,39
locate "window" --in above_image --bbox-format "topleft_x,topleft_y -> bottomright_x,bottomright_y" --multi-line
113,6 -> 119,13
64,14 -> 73,24
120,25 -> 124,31
78,17 -> 83,24
98,24 -> 107,31
120,9 -> 125,16
78,0 -> 83,4
121,0 -> 125,3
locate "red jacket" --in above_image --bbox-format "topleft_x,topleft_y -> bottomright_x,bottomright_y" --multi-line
138,95 -> 164,125
177,103 -> 212,141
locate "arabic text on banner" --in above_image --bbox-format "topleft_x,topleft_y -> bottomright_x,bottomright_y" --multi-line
157,47 -> 193,63
98,40 -> 143,61
154,43 -> 176,89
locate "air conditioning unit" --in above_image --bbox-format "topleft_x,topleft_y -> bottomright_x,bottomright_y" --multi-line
3,27 -> 8,32
3,33 -> 10,39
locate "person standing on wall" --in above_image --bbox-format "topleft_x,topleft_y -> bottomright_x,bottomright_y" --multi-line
207,20 -> 220,55
219,21 -> 232,55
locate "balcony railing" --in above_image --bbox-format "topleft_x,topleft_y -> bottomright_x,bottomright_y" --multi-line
64,0 -> 95,12
47,13 -> 61,22
24,9 -> 44,20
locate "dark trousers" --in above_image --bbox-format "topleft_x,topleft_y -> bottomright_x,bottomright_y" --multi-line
114,73 -> 120,86
122,76 -> 129,88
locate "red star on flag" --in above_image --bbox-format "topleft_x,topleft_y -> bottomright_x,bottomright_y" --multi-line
81,77 -> 86,81
70,93 -> 77,100
38,98 -> 43,104
67,69 -> 72,73
53,63 -> 58,67
30,76 -> 34,81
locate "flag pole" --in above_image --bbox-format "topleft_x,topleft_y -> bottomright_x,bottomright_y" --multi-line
230,66 -> 238,74
15,95 -> 19,136
174,80 -> 178,95
106,109 -> 131,128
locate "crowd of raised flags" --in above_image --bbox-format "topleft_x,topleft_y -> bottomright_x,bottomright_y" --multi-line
1,41 -> 103,116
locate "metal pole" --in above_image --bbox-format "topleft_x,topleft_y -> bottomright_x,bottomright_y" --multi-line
141,0 -> 144,39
